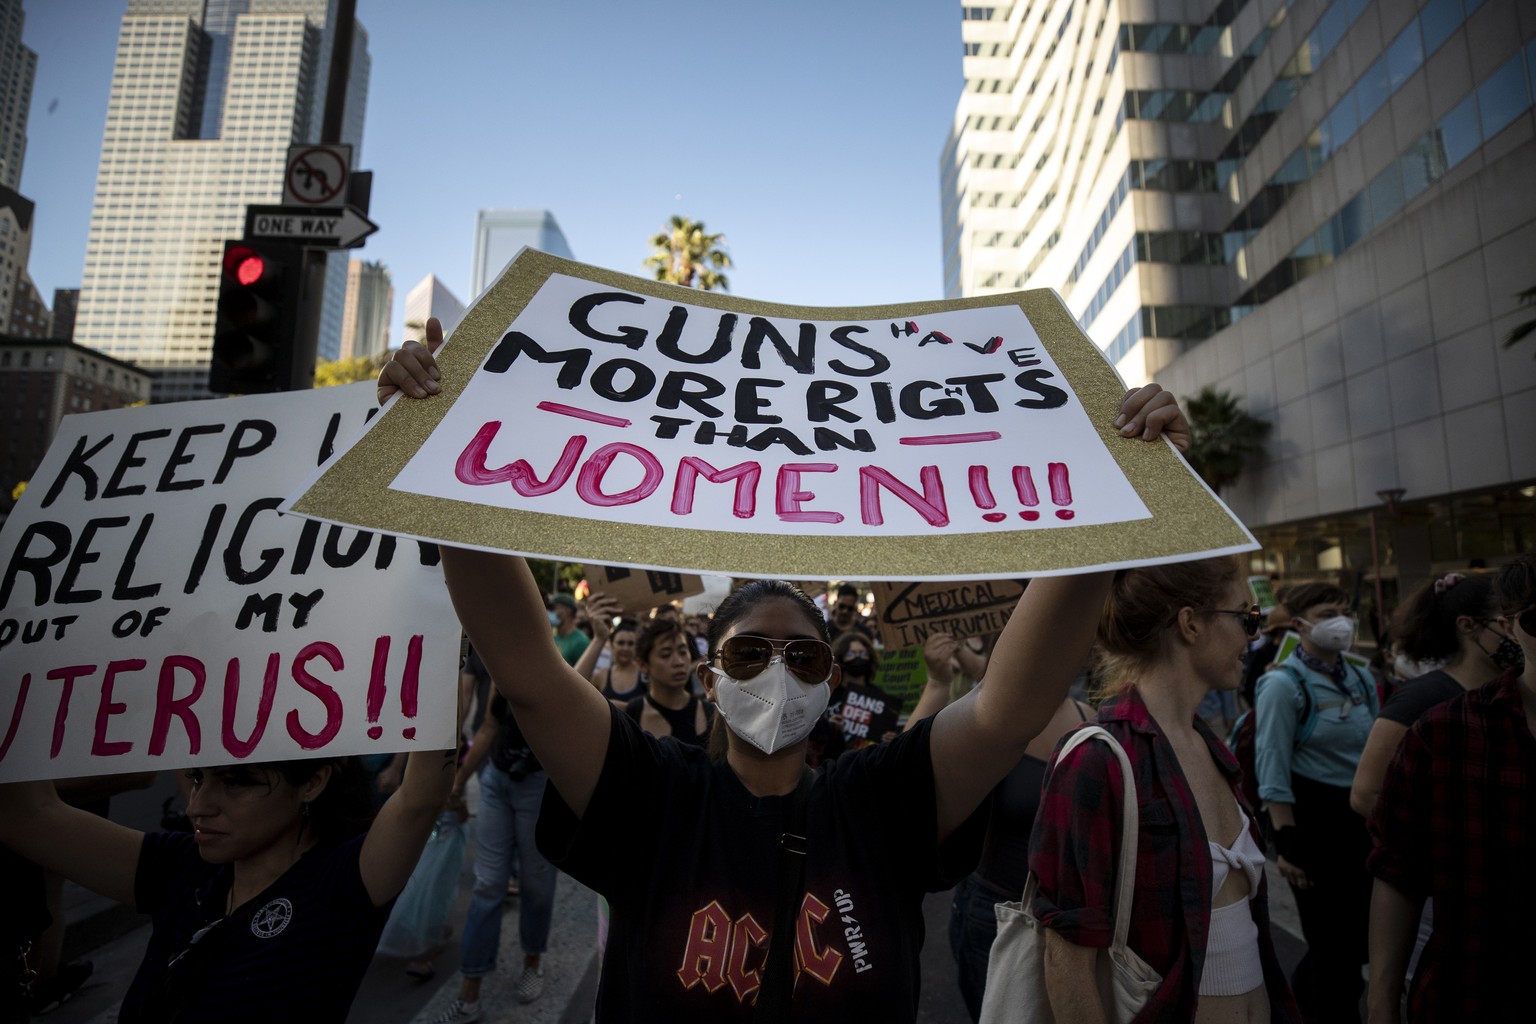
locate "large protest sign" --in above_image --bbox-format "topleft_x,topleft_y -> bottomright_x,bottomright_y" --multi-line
286,250 -> 1256,579
871,648 -> 931,715
870,579 -> 1026,650
0,384 -> 461,783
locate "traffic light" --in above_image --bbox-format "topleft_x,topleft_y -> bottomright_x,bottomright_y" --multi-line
209,239 -> 305,394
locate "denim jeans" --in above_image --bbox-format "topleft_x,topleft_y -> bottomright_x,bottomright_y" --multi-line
459,766 -> 557,976
949,874 -> 1013,1023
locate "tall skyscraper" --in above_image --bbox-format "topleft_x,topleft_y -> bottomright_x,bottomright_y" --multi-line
338,257 -> 391,360
0,0 -> 36,193
75,0 -> 371,402
471,208 -> 575,300
403,274 -> 463,344
942,0 -> 1534,592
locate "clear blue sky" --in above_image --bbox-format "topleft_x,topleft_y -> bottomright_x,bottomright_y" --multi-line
19,0 -> 963,336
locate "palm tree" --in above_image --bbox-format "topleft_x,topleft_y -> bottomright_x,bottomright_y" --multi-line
1183,386 -> 1271,493
644,215 -> 732,290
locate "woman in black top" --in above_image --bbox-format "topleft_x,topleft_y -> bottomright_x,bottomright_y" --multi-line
625,619 -> 713,746
0,749 -> 453,1022
1349,572 -> 1508,817
578,598 -> 647,706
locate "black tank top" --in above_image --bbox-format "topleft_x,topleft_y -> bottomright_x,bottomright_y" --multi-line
601,666 -> 647,703
977,701 -> 1089,895
624,693 -> 713,747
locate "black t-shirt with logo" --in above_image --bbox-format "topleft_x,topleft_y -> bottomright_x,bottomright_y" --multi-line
119,831 -> 390,1022
537,706 -> 985,1022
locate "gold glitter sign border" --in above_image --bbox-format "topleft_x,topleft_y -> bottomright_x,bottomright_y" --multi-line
287,250 -> 1255,580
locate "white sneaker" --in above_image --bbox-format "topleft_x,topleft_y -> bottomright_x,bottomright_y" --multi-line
515,964 -> 545,1004
432,999 -> 482,1023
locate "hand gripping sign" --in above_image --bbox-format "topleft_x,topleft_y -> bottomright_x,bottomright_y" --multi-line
284,250 -> 1255,580
0,384 -> 461,783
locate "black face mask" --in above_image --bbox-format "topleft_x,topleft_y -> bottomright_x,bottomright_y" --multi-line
842,656 -> 871,676
1478,625 -> 1526,673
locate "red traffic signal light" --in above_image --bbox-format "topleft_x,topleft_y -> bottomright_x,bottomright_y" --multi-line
209,238 -> 305,394
225,244 -> 268,286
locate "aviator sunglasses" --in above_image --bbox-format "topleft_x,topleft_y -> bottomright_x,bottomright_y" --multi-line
716,635 -> 834,684
1205,604 -> 1264,637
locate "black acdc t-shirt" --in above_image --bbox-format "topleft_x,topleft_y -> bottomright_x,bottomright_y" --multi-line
537,706 -> 985,1022
119,831 -> 391,1023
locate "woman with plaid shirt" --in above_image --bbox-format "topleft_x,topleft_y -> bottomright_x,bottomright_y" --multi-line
1029,557 -> 1301,1024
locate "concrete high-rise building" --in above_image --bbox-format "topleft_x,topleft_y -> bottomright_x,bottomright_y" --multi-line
75,0 -> 371,403
942,0 -> 1535,604
0,0 -> 37,193
403,274 -> 464,344
471,208 -> 575,299
50,288 -> 78,341
338,257 -> 391,360
0,185 -> 47,340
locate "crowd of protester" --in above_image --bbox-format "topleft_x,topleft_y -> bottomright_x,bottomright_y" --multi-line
2,327 -> 1530,1024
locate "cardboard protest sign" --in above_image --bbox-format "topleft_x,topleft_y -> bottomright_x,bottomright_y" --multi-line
584,563 -> 704,612
831,681 -> 901,748
870,579 -> 1026,651
871,647 -> 930,715
285,250 -> 1256,580
0,384 -> 461,783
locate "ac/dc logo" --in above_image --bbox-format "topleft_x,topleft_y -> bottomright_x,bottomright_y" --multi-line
676,892 -> 843,1003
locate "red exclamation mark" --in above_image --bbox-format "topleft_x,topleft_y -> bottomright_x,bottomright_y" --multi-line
366,636 -> 389,740
400,635 -> 423,740
1013,466 -> 1041,521
969,466 -> 1009,522
1048,463 -> 1074,520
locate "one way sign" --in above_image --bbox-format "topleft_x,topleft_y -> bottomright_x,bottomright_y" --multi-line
245,204 -> 378,249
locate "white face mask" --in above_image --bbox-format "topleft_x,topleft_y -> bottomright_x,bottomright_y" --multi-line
710,660 -> 831,755
1306,615 -> 1355,653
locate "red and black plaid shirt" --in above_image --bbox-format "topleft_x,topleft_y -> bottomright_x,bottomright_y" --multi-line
1367,668 -> 1536,1021
1029,687 -> 1299,1023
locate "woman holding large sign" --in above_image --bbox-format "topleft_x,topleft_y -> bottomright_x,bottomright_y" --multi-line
0,748 -> 454,1021
381,321 -> 1191,1022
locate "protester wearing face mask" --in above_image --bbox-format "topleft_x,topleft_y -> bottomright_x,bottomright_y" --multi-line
1254,583 -> 1380,1024
379,320 -> 1192,1021
1365,553 -> 1534,1024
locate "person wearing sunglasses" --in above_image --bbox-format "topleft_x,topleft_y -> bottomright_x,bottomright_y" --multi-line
1366,553 -> 1535,1024
379,319 -> 1191,1022
0,749 -> 455,1023
1029,556 -> 1300,1024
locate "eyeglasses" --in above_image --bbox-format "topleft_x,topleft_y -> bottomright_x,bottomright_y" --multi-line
1205,605 -> 1264,638
716,634 -> 833,684
1501,607 -> 1536,637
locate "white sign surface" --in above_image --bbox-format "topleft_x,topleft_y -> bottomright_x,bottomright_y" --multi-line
0,384 -> 461,782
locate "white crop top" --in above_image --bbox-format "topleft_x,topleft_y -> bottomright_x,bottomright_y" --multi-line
1200,803 -> 1266,997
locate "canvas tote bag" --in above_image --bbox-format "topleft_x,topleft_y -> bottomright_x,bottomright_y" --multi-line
977,726 -> 1161,1023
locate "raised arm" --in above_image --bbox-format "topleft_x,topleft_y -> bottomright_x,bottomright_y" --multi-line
380,321 -> 613,818
927,384 -> 1188,841
0,781 -> 143,906
359,744 -> 456,906
574,594 -> 620,684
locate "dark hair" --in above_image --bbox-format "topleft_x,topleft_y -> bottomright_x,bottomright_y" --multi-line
831,631 -> 878,677
706,580 -> 829,659
208,757 -> 375,844
1284,581 -> 1350,618
1391,573 -> 1498,662
637,619 -> 689,665
835,584 -> 859,601
611,618 -> 640,640
1496,553 -> 1536,616
1097,556 -> 1244,691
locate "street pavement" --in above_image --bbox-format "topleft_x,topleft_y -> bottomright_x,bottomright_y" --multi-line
43,772 -> 1307,1024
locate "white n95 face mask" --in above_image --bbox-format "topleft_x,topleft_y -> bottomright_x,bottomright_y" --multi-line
1307,615 -> 1356,653
710,659 -> 831,755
